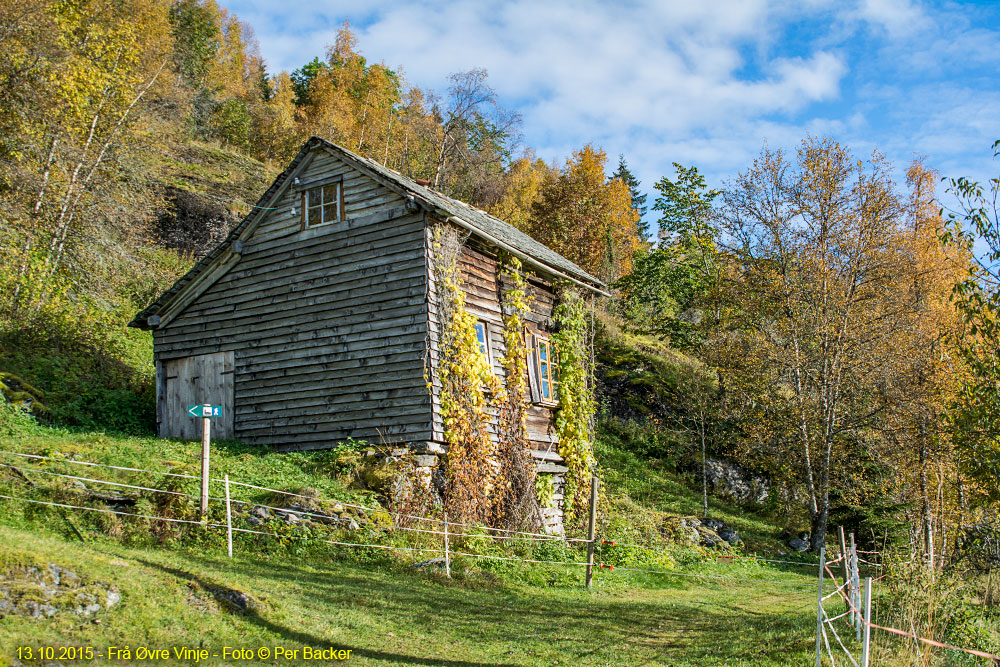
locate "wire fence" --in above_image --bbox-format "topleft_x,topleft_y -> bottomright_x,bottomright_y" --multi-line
0,449 -> 824,591
814,537 -> 1000,666
14,446 -> 994,663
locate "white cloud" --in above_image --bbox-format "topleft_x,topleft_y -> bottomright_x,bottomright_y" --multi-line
854,0 -> 931,39
226,0 -> 1000,207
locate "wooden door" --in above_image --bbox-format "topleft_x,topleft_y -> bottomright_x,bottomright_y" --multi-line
160,352 -> 234,440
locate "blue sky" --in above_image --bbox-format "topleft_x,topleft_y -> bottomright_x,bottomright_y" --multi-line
227,0 -> 1000,209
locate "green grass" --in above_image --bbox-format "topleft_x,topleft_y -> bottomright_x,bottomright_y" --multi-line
0,525 -> 824,667
0,424 -> 839,665
0,428 -> 367,505
594,422 -> 805,556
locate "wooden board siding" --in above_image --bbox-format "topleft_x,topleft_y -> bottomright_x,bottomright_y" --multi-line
161,351 -> 234,440
427,233 -> 559,453
153,147 -> 433,449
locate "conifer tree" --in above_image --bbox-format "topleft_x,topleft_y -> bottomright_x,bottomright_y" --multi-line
612,155 -> 649,240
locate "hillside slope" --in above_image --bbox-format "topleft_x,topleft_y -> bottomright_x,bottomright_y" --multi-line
0,423 -> 830,667
0,525 -> 821,667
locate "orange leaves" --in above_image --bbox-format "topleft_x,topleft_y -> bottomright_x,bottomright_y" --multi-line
526,145 -> 641,283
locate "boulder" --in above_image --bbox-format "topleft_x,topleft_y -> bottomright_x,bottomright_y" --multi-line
211,587 -> 260,614
704,459 -> 770,504
719,528 -> 741,545
701,518 -> 724,532
697,527 -> 730,550
788,537 -> 810,552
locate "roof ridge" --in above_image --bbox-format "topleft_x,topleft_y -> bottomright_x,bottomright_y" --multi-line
130,137 -> 605,329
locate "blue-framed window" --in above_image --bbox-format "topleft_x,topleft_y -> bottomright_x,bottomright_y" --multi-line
536,337 -> 557,402
474,321 -> 490,365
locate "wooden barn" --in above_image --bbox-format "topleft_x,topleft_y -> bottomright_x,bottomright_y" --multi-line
130,137 -> 606,528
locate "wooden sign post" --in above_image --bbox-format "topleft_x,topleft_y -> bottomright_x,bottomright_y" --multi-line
188,404 -> 221,516
585,475 -> 599,590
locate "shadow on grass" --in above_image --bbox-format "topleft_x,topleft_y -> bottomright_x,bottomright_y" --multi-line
158,550 -> 820,666
134,558 -> 520,667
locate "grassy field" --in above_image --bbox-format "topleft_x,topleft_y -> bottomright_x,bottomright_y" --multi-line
0,425 -> 845,666
1,525 -> 825,667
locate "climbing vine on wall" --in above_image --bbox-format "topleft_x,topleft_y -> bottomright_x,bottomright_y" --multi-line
494,253 -> 542,529
429,222 -> 595,529
552,284 -> 596,518
430,223 -> 505,525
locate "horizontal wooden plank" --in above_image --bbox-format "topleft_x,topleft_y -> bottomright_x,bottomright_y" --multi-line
235,406 -> 430,433
187,273 -> 427,323
175,262 -> 427,318
163,283 -> 427,340
239,337 -> 427,373
246,212 -> 423,260
237,360 -> 427,395
226,226 -> 425,286
157,305 -> 428,354
236,401 -> 430,428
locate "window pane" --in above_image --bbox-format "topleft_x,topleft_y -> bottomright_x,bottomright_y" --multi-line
474,322 -> 488,360
323,184 -> 339,203
541,379 -> 550,399
307,205 -> 322,226
539,342 -> 548,362
323,203 -> 338,222
308,188 -> 323,207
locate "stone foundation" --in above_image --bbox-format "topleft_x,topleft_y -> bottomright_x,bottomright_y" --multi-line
376,443 -> 569,536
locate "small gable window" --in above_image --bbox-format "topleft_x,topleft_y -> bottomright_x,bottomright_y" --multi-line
474,321 -> 491,366
303,181 -> 342,228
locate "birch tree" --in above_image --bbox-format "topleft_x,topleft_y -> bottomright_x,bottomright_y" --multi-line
0,0 -> 172,319
718,138 -> 908,551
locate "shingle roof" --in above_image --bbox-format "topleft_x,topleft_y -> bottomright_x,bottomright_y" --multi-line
317,139 -> 604,289
130,137 -> 605,329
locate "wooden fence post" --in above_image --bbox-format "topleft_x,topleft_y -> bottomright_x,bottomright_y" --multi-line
862,576 -> 872,667
444,511 -> 451,579
585,475 -> 599,590
200,408 -> 211,516
224,474 -> 232,558
816,546 -> 825,667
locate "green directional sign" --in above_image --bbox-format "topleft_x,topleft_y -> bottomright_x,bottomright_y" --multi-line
188,404 -> 221,418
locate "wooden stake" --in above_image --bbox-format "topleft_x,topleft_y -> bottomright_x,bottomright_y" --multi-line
839,526 -> 850,615
585,475 -> 599,590
862,576 -> 872,667
816,546 -> 825,667
200,410 -> 211,516
224,474 -> 233,558
850,532 -> 861,641
444,511 -> 451,579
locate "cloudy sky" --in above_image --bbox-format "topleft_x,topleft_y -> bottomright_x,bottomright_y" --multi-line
227,0 -> 1000,206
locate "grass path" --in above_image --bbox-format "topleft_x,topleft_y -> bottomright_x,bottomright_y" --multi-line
2,526 -> 821,667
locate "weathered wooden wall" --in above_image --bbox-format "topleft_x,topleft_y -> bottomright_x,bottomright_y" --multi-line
160,351 -> 234,439
153,147 -> 433,449
426,234 -> 560,454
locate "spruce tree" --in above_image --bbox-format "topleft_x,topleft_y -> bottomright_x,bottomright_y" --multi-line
612,155 -> 649,240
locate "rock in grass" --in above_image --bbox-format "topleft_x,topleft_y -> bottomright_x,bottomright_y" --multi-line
700,518 -> 724,532
0,562 -> 120,619
210,587 -> 260,614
